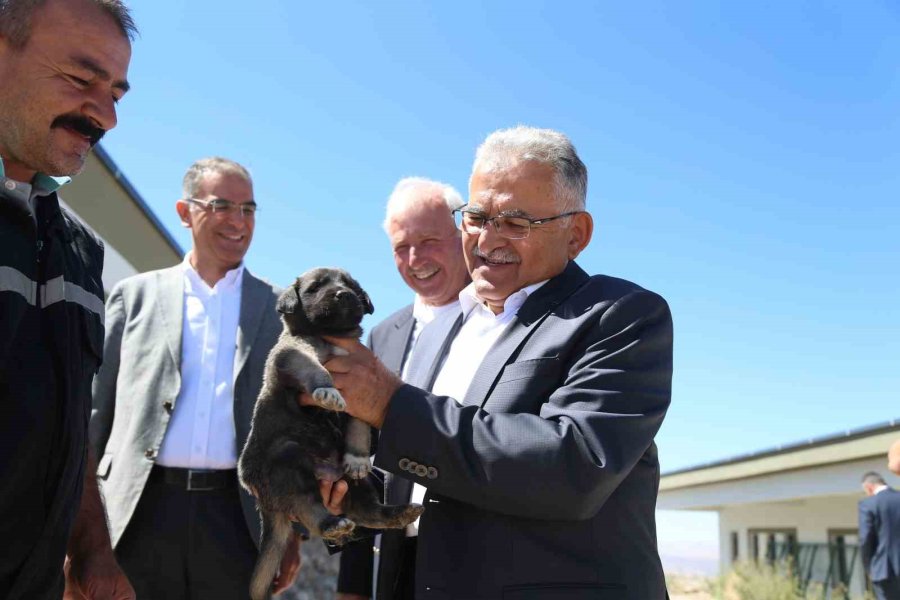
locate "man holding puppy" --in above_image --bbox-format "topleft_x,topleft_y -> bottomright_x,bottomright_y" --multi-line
0,0 -> 136,597
90,157 -> 302,598
320,126 -> 674,599
337,177 -> 470,600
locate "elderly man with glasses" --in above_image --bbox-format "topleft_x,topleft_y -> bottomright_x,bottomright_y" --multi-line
89,157 -> 303,599
317,126 -> 674,599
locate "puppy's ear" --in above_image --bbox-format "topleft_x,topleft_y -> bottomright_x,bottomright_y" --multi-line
277,284 -> 301,314
344,273 -> 374,315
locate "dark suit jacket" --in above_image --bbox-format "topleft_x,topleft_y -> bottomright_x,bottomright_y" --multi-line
373,262 -> 673,600
859,488 -> 900,583
89,265 -> 282,547
337,304 -> 415,597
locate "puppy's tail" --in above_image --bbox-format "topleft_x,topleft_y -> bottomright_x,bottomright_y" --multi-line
250,511 -> 292,600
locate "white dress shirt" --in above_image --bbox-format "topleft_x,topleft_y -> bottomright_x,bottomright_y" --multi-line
430,280 -> 547,403
408,280 -> 547,534
156,257 -> 243,470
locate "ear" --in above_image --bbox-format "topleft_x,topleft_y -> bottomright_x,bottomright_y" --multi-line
566,211 -> 593,260
276,283 -> 300,314
344,273 -> 374,315
176,200 -> 192,229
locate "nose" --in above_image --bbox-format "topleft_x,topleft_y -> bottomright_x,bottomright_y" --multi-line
84,89 -> 118,132
408,245 -> 426,268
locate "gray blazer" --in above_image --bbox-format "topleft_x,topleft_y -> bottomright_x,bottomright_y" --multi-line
373,262 -> 674,600
89,264 -> 281,547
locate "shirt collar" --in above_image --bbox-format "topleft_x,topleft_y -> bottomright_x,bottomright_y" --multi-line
412,295 -> 461,327
874,484 -> 889,495
0,156 -> 71,193
182,252 -> 245,294
459,279 -> 549,320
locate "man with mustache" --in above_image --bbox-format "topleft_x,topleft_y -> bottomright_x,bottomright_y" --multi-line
0,1 -> 136,598
337,177 -> 470,600
319,126 -> 674,599
90,157 -> 304,599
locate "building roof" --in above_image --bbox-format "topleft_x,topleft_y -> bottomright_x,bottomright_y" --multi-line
661,419 -> 900,493
62,144 -> 184,272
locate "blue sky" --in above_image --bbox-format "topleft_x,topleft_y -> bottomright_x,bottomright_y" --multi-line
101,0 -> 900,565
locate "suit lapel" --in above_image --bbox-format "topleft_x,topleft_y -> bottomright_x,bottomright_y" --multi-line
461,262 -> 590,408
158,267 -> 184,368
234,270 -> 268,385
383,308 -> 415,375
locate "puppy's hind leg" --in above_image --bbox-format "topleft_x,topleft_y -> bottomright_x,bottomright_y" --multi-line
293,495 -> 356,545
342,417 -> 372,479
343,479 -> 425,530
249,510 -> 293,600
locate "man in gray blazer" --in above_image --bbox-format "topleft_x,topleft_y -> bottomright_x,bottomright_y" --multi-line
90,157 -> 301,599
859,471 -> 900,600
320,126 -> 673,599
337,177 -> 469,599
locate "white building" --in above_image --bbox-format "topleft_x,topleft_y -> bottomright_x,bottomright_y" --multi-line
61,144 -> 183,290
659,419 -> 900,597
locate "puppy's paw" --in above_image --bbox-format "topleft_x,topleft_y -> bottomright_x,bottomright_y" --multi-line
343,453 -> 372,479
321,516 -> 356,543
312,387 -> 346,411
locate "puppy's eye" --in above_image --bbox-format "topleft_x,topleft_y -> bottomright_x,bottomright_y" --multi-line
305,282 -> 321,293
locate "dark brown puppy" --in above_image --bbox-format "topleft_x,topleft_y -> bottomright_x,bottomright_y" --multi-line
238,267 -> 423,600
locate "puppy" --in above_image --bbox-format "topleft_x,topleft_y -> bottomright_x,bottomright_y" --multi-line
238,267 -> 424,600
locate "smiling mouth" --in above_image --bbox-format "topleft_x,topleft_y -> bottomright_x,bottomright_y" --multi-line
219,233 -> 245,242
410,267 -> 439,280
474,251 -> 519,266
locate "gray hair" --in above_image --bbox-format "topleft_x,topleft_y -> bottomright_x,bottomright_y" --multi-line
182,157 -> 252,199
472,125 -> 587,212
0,0 -> 137,49
862,471 -> 887,486
383,176 -> 464,234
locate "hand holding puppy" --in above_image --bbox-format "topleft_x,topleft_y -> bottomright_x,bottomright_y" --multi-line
298,336 -> 402,429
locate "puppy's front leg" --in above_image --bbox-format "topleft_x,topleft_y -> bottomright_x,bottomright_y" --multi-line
343,418 -> 372,479
275,347 -> 345,411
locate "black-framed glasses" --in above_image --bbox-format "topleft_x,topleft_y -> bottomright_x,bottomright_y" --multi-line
452,207 -> 581,239
185,197 -> 258,218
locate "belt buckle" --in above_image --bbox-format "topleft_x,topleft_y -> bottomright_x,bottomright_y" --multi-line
186,469 -> 214,492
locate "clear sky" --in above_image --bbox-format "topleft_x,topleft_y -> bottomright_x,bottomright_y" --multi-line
101,0 -> 900,569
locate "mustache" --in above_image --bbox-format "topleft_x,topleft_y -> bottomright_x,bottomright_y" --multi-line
51,114 -> 105,147
472,247 -> 520,264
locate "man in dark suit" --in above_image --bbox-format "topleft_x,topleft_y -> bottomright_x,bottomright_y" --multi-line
859,471 -> 900,600
320,126 -> 674,599
90,157 -> 302,599
337,177 -> 470,600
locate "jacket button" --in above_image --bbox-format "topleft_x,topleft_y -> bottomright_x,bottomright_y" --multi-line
407,461 -> 419,473
163,401 -> 173,413
426,467 -> 438,479
144,449 -> 156,459
414,464 -> 428,478
398,458 -> 411,471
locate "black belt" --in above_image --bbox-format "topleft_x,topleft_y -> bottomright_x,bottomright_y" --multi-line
152,466 -> 237,491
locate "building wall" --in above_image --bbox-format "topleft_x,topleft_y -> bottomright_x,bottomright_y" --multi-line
660,456 -> 898,511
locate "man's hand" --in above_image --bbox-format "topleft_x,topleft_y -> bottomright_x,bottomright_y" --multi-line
298,337 -> 402,428
319,478 -> 349,516
65,449 -> 134,599
271,532 -> 303,595
63,551 -> 135,600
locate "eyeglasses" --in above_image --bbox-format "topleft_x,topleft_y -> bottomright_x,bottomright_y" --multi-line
185,197 -> 258,218
452,207 -> 582,240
